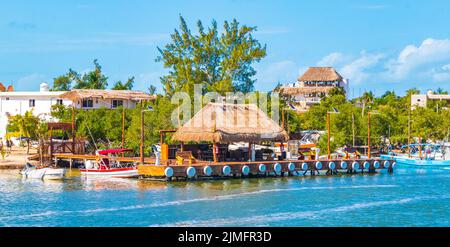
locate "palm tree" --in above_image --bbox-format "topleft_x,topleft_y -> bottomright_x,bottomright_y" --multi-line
361,91 -> 374,116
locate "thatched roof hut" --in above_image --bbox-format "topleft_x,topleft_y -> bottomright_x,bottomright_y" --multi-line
172,103 -> 288,143
60,89 -> 155,102
298,67 -> 343,82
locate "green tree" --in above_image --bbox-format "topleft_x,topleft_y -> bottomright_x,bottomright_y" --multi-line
70,59 -> 108,89
51,75 -> 72,91
156,16 -> 266,96
7,110 -> 44,154
112,77 -> 135,90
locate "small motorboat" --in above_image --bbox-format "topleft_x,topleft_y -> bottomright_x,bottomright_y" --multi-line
20,163 -> 66,180
382,143 -> 450,169
80,149 -> 139,178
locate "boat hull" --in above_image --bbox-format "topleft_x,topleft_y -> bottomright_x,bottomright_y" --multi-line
381,155 -> 450,168
80,167 -> 138,178
21,168 -> 66,180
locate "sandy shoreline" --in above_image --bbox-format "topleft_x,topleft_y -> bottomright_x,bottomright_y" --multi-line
0,147 -> 35,170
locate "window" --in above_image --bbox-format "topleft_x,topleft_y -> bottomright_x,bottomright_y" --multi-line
112,99 -> 123,108
29,99 -> 35,107
82,99 -> 93,108
5,97 -> 9,100
56,99 -> 64,105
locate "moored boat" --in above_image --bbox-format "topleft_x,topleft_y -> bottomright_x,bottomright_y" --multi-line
20,163 -> 66,180
80,149 -> 139,178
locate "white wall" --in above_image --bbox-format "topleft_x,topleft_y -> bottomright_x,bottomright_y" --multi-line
0,93 -> 71,138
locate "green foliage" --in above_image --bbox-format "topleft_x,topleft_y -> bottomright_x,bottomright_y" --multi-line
51,75 -> 72,91
156,15 -> 266,97
70,59 -> 109,89
112,77 -> 135,90
51,95 -> 176,155
287,88 -> 450,155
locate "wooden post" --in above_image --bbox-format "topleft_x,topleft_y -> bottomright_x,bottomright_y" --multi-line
49,127 -> 53,166
140,110 -> 145,164
122,107 -> 125,157
71,106 -> 76,154
213,142 -> 218,163
368,112 -> 371,159
327,112 -> 331,159
248,142 -> 252,161
418,137 -> 422,159
408,103 -> 411,157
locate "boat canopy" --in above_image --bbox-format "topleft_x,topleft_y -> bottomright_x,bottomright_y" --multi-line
98,149 -> 133,155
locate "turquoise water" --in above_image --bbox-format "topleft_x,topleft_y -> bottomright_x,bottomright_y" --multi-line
0,168 -> 449,226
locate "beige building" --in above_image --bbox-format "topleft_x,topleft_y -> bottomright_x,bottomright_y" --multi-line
411,90 -> 450,109
278,67 -> 349,112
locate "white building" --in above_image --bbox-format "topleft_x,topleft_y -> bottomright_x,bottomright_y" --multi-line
0,83 -> 156,138
411,90 -> 450,109
278,67 -> 349,112
0,83 -> 71,137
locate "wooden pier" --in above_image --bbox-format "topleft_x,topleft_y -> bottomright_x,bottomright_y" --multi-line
137,158 -> 396,181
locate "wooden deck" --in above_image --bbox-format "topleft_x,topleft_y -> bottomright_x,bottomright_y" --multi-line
138,158 -> 395,180
51,153 -> 395,181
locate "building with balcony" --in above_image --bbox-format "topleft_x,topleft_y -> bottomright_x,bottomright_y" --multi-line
278,67 -> 349,112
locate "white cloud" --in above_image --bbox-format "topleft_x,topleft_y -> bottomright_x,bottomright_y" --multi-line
315,51 -> 384,84
316,52 -> 347,67
340,52 -> 384,84
385,38 -> 450,80
430,64 -> 450,82
15,74 -> 47,91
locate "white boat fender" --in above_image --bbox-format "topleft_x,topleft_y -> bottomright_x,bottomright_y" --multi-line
383,161 -> 390,169
222,165 -> 231,176
186,167 -> 196,178
85,160 -> 94,169
241,165 -> 250,175
340,161 -> 348,169
287,162 -> 296,171
328,162 -> 336,170
352,161 -> 360,170
391,162 -> 397,169
273,163 -> 282,174
301,162 -> 309,171
258,164 -> 266,173
315,161 -> 323,170
203,166 -> 212,176
164,167 -> 174,177
373,161 -> 380,169
363,161 -> 370,170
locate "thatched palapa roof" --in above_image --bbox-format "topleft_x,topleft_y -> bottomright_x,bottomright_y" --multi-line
172,103 -> 289,143
60,89 -> 156,101
298,67 -> 343,82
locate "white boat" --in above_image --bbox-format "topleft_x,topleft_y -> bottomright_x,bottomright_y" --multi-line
80,149 -> 139,178
20,163 -> 66,180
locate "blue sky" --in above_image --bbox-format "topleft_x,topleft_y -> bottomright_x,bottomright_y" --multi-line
1,0 -> 450,97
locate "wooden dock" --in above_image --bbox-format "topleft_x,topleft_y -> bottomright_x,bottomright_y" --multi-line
52,153 -> 395,181
138,158 -> 396,181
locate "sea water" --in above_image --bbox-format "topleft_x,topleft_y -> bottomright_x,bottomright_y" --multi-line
0,168 -> 449,226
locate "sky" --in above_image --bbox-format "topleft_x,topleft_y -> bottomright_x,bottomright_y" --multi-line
1,0 -> 450,97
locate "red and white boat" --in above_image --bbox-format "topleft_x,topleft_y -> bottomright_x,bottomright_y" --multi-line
80,149 -> 139,178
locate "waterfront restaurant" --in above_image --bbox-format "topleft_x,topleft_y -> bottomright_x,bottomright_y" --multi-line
171,102 -> 289,162
278,67 -> 349,112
